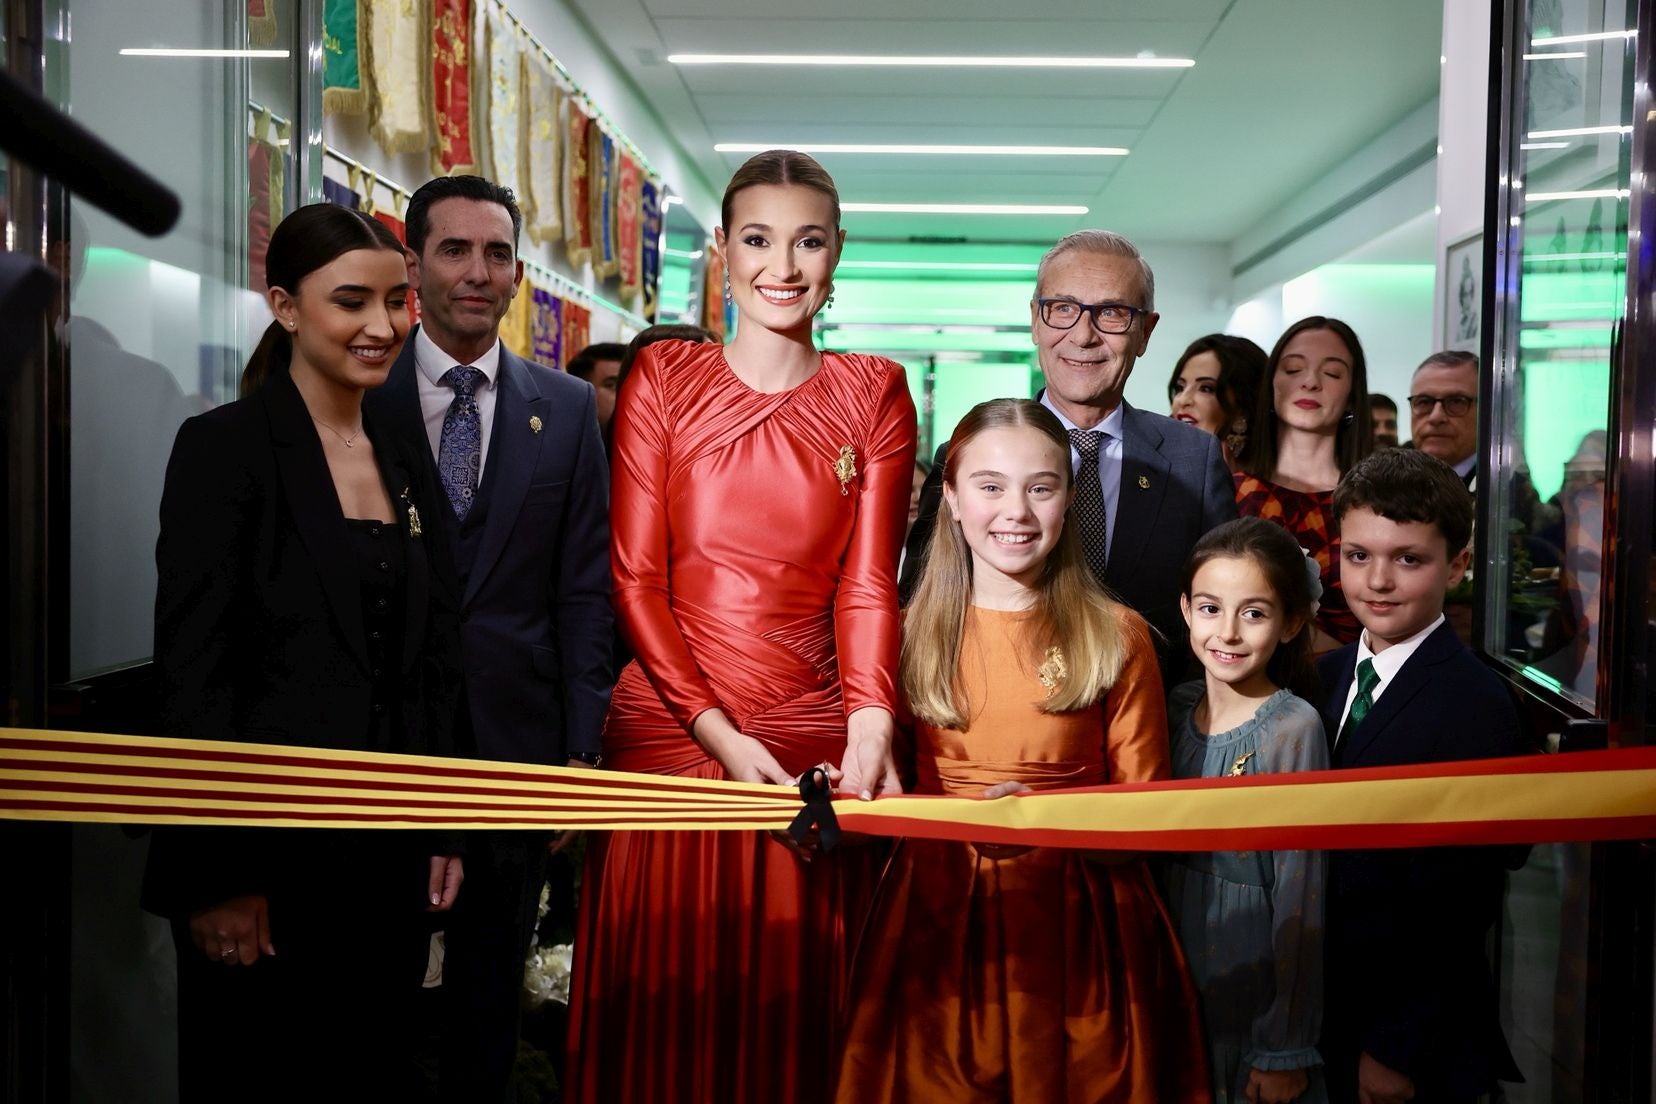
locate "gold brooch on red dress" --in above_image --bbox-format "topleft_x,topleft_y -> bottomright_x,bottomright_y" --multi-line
834,445 -> 857,496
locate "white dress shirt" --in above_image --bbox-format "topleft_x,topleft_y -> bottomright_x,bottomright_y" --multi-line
1335,613 -> 1445,743
414,326 -> 502,479
1040,395 -> 1124,562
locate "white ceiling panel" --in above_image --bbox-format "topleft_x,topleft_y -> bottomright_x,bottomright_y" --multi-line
641,0 -> 1230,20
651,19 -> 1216,56
576,0 -> 1443,246
691,94 -> 1165,130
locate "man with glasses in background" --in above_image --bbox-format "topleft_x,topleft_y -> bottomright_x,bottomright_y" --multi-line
1407,350 -> 1480,485
901,229 -> 1236,672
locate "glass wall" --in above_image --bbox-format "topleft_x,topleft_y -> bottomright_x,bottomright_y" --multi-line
1486,3 -> 1642,1100
1485,0 -> 1631,712
65,0 -> 299,680
52,2 -> 304,1098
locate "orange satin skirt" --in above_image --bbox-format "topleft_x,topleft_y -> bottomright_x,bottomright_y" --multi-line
566,661 -> 877,1104
836,840 -> 1212,1103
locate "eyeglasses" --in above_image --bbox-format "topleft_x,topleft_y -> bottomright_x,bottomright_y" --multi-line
1035,297 -> 1145,334
1406,393 -> 1476,418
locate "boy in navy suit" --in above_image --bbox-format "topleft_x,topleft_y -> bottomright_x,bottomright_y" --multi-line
1318,448 -> 1525,1104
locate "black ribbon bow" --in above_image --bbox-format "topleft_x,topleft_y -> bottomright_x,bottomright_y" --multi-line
788,767 -> 841,853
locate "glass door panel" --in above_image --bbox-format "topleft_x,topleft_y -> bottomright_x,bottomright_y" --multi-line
1486,0 -> 1634,713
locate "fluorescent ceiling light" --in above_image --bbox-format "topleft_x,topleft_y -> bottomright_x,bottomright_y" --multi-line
837,260 -> 1040,272
121,47 -> 290,58
669,53 -> 1192,69
1524,251 -> 1621,261
841,202 -> 1087,215
1530,29 -> 1635,46
716,142 -> 1126,157
1525,124 -> 1631,138
1525,188 -> 1630,201
1520,141 -> 1570,149
1523,50 -> 1588,60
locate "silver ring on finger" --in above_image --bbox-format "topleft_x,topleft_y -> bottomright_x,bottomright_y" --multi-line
220,947 -> 236,958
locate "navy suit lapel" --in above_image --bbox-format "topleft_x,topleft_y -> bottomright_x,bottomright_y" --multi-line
466,351 -> 546,604
263,372 -> 370,672
374,335 -> 430,456
1107,403 -> 1170,591
1341,622 -> 1460,764
1322,648 -> 1358,756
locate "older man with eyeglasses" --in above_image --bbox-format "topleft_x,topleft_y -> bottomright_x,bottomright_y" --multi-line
1407,351 -> 1481,484
900,229 -> 1237,672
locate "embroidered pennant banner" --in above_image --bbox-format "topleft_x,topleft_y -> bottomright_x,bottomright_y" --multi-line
322,0 -> 369,115
431,0 -> 479,176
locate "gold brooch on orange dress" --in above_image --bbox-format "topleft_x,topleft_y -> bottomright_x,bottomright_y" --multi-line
1037,646 -> 1068,696
834,445 -> 857,495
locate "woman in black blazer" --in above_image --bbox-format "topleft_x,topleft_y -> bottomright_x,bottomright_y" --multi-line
141,204 -> 464,1100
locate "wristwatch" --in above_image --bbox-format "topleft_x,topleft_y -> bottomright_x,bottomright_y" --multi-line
568,750 -> 604,768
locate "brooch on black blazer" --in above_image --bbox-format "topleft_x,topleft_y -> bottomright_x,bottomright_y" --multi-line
399,486 -> 422,539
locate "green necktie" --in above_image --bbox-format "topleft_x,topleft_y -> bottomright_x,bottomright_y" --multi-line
1339,658 -> 1381,745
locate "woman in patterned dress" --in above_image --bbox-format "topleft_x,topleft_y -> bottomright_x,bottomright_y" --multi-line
1234,317 -> 1374,647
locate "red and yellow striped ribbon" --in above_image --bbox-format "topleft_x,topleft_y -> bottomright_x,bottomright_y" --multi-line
3,727 -> 1655,850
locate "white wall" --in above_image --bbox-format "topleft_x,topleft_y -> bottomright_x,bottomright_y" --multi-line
1122,242 -> 1235,415
1434,0 -> 1491,348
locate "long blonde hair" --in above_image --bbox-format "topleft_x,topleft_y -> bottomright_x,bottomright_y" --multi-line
902,399 -> 1128,729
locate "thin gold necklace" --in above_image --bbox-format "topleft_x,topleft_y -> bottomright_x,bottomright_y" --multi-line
311,415 -> 363,448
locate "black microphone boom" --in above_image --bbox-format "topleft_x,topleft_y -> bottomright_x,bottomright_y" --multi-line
0,66 -> 181,237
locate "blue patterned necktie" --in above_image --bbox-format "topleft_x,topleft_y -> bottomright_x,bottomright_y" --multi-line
1067,428 -> 1109,586
438,365 -> 483,519
1338,658 -> 1381,746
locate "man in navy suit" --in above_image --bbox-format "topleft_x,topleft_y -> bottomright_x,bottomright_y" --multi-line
365,175 -> 611,1101
1316,448 -> 1525,1104
901,230 -> 1236,669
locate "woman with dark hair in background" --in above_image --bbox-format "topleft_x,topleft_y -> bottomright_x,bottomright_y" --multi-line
141,203 -> 463,1100
1235,316 -> 1375,648
1167,332 -> 1268,470
569,150 -> 916,1103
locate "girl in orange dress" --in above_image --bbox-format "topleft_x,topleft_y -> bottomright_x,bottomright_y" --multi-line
837,398 -> 1209,1103
567,151 -> 917,1103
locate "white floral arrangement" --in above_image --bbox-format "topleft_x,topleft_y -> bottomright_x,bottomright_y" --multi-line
524,942 -> 573,1008
523,881 -> 573,1008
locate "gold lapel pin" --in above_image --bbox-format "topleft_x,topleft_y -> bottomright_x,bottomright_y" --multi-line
529,415 -> 543,435
1137,474 -> 1150,489
1229,750 -> 1255,776
399,486 -> 422,539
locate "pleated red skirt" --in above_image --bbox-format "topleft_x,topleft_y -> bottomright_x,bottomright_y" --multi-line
565,661 -> 877,1104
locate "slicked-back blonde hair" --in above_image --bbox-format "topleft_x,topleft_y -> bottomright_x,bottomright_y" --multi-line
903,398 -> 1129,729
720,149 -> 841,231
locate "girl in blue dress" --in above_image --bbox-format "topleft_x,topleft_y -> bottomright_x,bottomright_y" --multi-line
1164,517 -> 1329,1104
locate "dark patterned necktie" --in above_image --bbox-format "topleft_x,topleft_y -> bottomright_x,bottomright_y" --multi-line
1338,658 -> 1381,745
1067,428 -> 1109,586
439,365 -> 483,519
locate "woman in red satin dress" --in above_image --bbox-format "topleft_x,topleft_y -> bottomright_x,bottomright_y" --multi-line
566,150 -> 918,1103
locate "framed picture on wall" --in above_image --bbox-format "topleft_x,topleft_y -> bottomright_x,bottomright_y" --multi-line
1444,231 -> 1482,353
